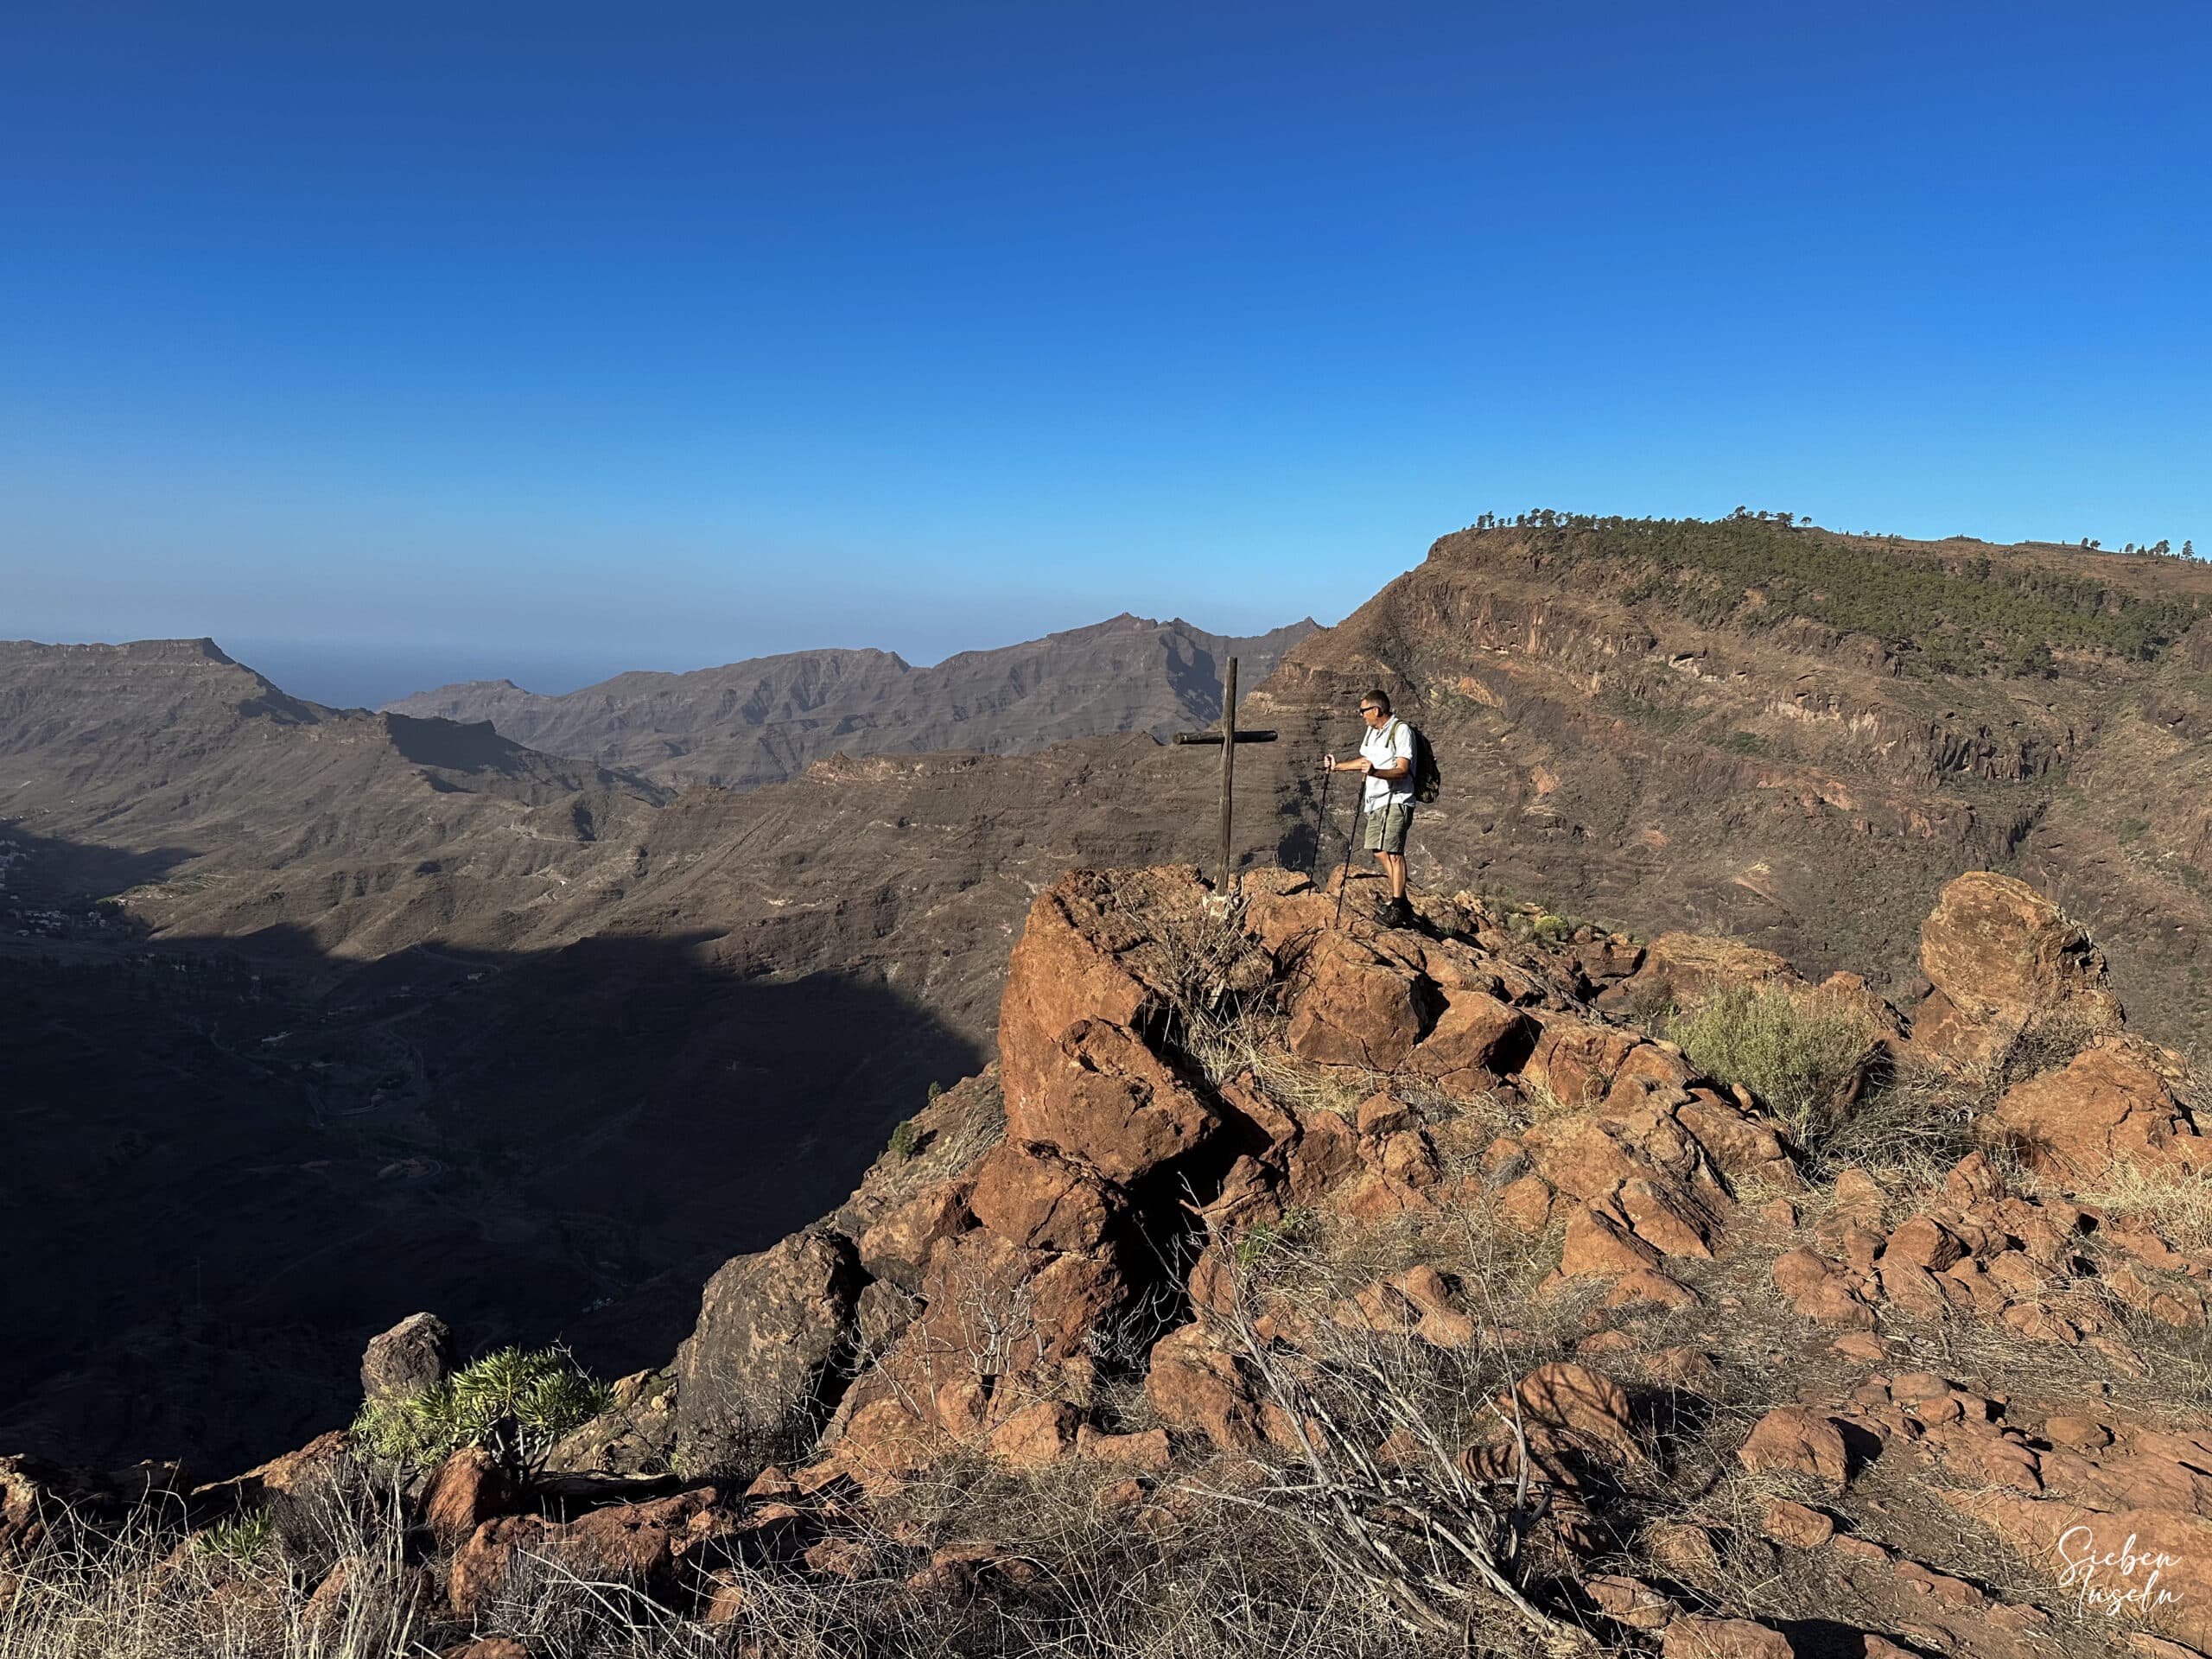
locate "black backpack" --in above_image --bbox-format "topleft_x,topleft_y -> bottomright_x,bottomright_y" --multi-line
1400,720 -> 1441,804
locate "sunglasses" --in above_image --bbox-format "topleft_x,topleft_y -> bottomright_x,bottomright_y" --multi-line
1358,705 -> 1382,715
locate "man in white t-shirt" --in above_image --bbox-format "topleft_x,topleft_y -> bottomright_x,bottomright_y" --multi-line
1322,688 -> 1417,926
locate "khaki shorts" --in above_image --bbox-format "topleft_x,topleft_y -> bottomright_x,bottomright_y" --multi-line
1363,802 -> 1414,855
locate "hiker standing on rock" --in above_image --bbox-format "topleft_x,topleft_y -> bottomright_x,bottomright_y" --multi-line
1323,689 -> 1417,927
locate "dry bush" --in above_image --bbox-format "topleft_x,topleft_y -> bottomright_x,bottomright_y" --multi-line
1812,1055 -> 1981,1189
1666,984 -> 1882,1152
1192,1244 -> 1600,1656
0,1473 -> 425,1659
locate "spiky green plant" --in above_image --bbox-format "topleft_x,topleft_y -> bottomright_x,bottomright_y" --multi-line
192,1511 -> 273,1564
351,1345 -> 608,1473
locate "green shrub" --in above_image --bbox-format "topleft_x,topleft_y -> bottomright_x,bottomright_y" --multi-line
1233,1206 -> 1317,1267
351,1346 -> 608,1472
925,1079 -> 945,1103
887,1117 -> 923,1159
193,1512 -> 274,1563
1667,983 -> 1880,1147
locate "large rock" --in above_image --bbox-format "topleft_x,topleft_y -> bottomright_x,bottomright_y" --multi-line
997,868 -> 1215,1179
1144,1324 -> 1267,1452
448,1489 -> 722,1620
1912,873 -> 2119,1066
1285,933 -> 1443,1071
1986,1038 -> 2207,1179
359,1312 -> 454,1401
1738,1406 -> 1851,1491
1003,1017 -> 1217,1185
674,1229 -> 861,1469
967,1141 -> 1119,1254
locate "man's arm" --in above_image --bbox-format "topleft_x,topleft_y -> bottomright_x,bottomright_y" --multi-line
1369,723 -> 1414,779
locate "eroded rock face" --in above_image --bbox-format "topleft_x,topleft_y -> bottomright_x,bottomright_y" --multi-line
448,1489 -> 723,1621
1913,873 -> 2120,1066
1285,932 -> 1445,1070
1986,1038 -> 2208,1179
674,1230 -> 861,1469
359,1312 -> 454,1402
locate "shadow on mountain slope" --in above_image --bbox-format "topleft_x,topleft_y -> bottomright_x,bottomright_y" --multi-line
0,846 -> 983,1472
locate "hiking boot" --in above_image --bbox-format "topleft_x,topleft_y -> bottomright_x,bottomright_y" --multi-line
1377,897 -> 1415,929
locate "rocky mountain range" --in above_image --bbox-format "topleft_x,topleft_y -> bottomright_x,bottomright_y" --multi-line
4,517 -> 2211,1477
380,613 -> 1318,791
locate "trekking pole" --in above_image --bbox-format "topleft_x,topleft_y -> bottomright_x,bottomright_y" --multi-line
1332,779 -> 1362,930
1313,764 -> 1332,877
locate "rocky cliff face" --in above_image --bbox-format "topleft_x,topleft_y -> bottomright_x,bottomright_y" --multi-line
1247,519 -> 2212,1055
16,861 -> 2208,1659
382,613 -> 1318,791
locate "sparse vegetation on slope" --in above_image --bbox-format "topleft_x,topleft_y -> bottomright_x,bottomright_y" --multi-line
1479,512 -> 2208,674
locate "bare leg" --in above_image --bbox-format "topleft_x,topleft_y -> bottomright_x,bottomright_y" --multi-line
1378,850 -> 1407,900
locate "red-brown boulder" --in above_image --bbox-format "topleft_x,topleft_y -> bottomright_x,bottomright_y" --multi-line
967,1142 -> 1117,1253
1738,1406 -> 1851,1490
1007,1017 -> 1217,1183
1285,933 -> 1442,1071
448,1489 -> 722,1620
1912,873 -> 2119,1067
1986,1039 -> 2207,1179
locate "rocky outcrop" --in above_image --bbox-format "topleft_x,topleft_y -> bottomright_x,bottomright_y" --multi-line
1911,872 -> 2121,1067
673,1230 -> 861,1470
1986,1037 -> 2208,1179
359,1313 -> 454,1402
15,859 -> 2212,1659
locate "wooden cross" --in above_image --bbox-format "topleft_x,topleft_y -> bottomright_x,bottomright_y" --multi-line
1171,655 -> 1277,895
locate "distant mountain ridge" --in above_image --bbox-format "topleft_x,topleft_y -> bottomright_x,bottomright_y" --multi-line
380,613 -> 1319,790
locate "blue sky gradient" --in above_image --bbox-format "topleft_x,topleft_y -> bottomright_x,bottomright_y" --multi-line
5,2 -> 2208,702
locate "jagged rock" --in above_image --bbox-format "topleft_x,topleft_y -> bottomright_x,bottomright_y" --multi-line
1738,1406 -> 1851,1490
674,1229 -> 861,1468
1007,1017 -> 1217,1185
857,1179 -> 975,1291
1986,1038 -> 2208,1179
421,1446 -> 515,1548
968,1141 -> 1119,1253
1522,1021 -> 1644,1114
359,1312 -> 454,1402
1144,1324 -> 1266,1452
1912,872 -> 2120,1067
1883,1214 -> 1967,1273
448,1489 -> 724,1620
1286,931 -> 1444,1070
1772,1247 -> 1874,1329
1408,993 -> 1536,1092
985,1400 -> 1077,1468
1558,1204 -> 1664,1279
996,868 -> 1226,1183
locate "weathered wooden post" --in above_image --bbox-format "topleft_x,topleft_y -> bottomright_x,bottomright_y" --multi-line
1217,656 -> 1236,899
1171,655 -> 1277,896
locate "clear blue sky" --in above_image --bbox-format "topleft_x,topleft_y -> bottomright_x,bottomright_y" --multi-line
5,2 -> 2208,704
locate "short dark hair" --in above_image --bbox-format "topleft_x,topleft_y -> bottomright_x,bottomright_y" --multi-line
1361,689 -> 1391,715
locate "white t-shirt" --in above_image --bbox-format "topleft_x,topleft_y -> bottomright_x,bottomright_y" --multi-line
1360,717 -> 1416,810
